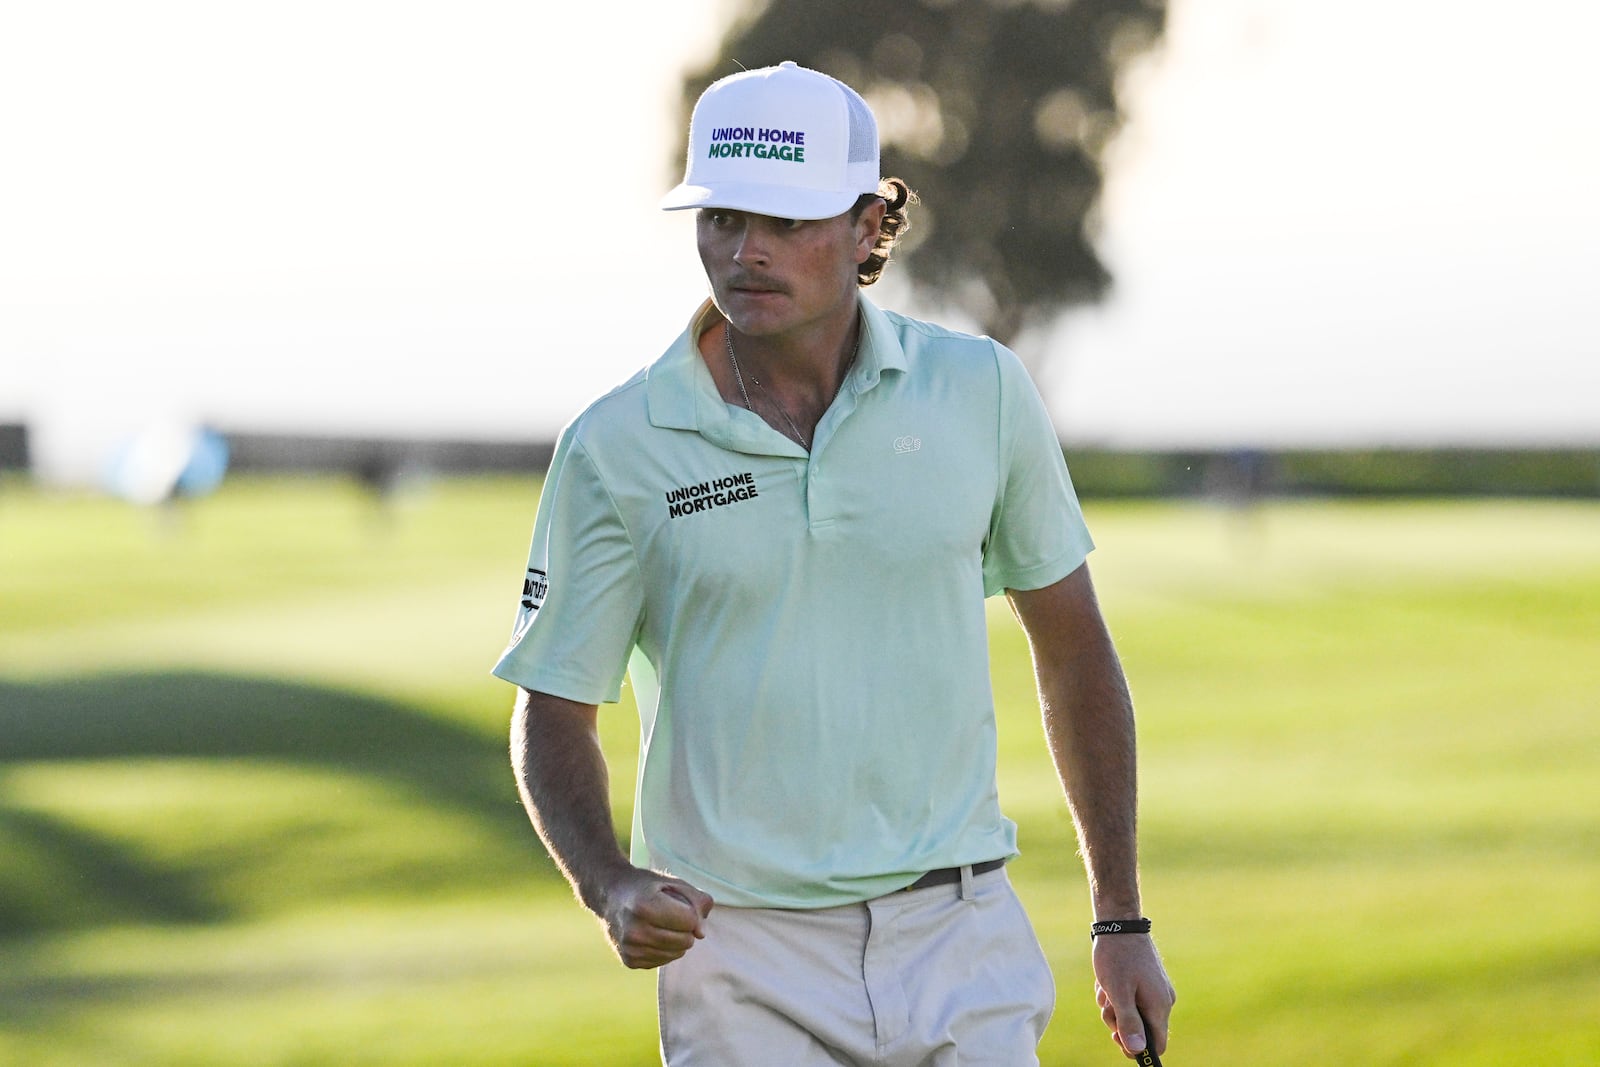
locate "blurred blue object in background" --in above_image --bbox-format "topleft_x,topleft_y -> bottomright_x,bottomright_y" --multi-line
102,423 -> 229,504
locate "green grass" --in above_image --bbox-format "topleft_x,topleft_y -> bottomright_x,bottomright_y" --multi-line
2,479 -> 1597,1065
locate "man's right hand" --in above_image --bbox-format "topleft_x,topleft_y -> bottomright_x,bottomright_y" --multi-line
509,691 -> 714,969
598,868 -> 715,969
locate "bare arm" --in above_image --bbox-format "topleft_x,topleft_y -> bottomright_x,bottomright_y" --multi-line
1007,563 -> 1175,1059
510,686 -> 713,968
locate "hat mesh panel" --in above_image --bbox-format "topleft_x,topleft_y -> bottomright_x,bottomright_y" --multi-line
838,80 -> 878,166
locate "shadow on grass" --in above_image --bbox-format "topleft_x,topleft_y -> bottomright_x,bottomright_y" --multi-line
0,671 -> 553,936
0,803 -> 226,930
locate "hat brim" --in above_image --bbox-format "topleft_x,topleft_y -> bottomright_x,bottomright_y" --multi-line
660,181 -> 863,221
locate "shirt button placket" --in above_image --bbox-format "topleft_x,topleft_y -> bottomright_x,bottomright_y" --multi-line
805,453 -> 828,527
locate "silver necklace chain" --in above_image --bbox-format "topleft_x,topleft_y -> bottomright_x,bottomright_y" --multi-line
725,320 -> 859,450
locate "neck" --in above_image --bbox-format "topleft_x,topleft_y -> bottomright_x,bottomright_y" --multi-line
718,304 -> 863,450
725,304 -> 862,399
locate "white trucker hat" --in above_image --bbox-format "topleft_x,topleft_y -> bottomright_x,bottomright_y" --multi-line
661,61 -> 880,220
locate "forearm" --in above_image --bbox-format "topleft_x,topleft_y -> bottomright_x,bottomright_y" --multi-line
1010,566 -> 1143,918
1037,629 -> 1142,918
509,687 -> 631,916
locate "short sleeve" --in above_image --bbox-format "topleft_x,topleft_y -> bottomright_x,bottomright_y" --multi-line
491,427 -> 644,703
981,342 -> 1095,596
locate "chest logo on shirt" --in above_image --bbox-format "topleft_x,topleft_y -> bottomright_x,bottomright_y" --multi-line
665,472 -> 759,519
893,435 -> 922,454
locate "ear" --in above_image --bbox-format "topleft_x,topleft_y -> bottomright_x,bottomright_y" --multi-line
853,198 -> 887,264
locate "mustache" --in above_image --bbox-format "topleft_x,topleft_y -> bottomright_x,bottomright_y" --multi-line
726,274 -> 789,294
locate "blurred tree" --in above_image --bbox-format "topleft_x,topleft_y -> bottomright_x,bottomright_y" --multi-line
677,0 -> 1168,377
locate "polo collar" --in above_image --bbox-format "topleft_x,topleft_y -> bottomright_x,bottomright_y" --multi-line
645,295 -> 906,440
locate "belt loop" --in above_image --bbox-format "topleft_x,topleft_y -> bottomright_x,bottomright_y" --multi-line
959,864 -> 975,902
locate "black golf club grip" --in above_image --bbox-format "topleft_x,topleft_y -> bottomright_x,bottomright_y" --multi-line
1130,1006 -> 1164,1066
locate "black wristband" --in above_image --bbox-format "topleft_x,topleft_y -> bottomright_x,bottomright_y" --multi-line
1090,918 -> 1151,938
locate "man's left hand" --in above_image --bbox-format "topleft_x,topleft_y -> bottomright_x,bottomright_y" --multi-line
1093,933 -> 1175,1059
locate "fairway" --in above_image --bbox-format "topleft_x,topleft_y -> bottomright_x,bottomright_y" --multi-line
2,478 -> 1597,1066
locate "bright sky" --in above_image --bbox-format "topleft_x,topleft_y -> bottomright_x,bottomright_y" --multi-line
2,0 -> 1596,483
1054,0 -> 1600,447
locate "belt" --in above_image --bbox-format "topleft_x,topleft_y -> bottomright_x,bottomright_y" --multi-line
902,858 -> 1007,892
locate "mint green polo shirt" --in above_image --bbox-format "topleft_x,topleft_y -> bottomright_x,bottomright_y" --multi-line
493,295 -> 1094,908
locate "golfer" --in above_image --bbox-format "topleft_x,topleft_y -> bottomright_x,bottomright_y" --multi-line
494,61 -> 1174,1065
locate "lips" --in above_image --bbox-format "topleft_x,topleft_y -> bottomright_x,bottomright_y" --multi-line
729,276 -> 787,296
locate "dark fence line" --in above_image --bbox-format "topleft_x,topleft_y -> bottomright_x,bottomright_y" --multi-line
227,433 -> 1600,500
1063,447 -> 1600,499
224,432 -> 556,480
0,423 -> 28,471
3,424 -> 1597,498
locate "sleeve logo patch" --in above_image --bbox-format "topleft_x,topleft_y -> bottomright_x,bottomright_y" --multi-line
520,568 -> 549,612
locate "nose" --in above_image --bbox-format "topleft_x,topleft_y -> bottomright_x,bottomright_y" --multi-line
731,220 -> 770,267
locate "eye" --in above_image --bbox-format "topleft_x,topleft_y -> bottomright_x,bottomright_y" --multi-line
778,217 -> 804,231
701,209 -> 733,227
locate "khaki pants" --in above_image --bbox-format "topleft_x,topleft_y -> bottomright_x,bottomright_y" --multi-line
658,867 -> 1055,1066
